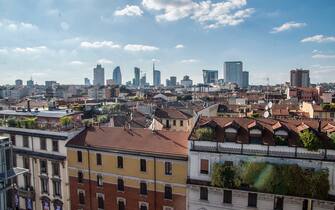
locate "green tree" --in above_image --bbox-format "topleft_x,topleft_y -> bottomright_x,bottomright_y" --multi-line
195,127 -> 214,140
211,163 -> 240,188
299,130 -> 321,151
60,116 -> 73,127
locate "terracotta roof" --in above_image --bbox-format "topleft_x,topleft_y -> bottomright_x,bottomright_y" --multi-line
193,116 -> 333,147
155,108 -> 193,120
66,127 -> 189,158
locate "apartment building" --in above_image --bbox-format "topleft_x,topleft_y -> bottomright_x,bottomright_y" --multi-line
66,127 -> 189,210
0,136 -> 28,210
154,108 -> 193,132
187,116 -> 335,210
0,109 -> 83,210
301,102 -> 335,120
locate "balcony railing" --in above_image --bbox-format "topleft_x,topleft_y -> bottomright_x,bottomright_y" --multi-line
190,140 -> 335,161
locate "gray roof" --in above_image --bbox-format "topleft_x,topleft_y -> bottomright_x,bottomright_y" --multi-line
0,109 -> 81,118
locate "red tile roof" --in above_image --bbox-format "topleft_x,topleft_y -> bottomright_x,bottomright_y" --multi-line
66,127 -> 189,158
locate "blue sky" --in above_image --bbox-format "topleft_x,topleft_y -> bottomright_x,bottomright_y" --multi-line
0,0 -> 335,85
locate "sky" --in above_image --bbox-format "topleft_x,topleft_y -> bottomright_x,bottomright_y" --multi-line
0,0 -> 335,85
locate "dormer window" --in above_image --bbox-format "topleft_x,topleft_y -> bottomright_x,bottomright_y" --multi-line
248,121 -> 263,144
274,130 -> 288,137
224,120 -> 240,142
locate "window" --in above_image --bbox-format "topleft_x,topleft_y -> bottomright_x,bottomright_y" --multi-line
173,120 -> 176,126
23,136 -> 29,148
164,185 -> 172,200
52,140 -> 59,152
118,200 -> 125,210
41,177 -> 49,194
96,153 -> 102,165
53,180 -> 61,197
52,162 -> 60,177
97,174 -> 103,187
165,162 -> 172,175
97,194 -> 104,209
23,173 -> 31,189
117,178 -> 124,192
223,190 -> 232,204
166,120 -> 170,128
40,159 -> 48,174
140,182 -> 147,195
302,199 -> 308,210
140,159 -> 146,172
23,157 -> 30,169
248,193 -> 257,207
11,134 -> 16,146
78,171 -> 84,183
180,120 -> 183,126
200,187 -> 208,200
13,154 -> 17,167
200,159 -> 209,174
78,191 -> 85,205
40,138 -> 47,150
117,156 -> 123,169
140,203 -> 148,210
77,151 -> 83,162
274,196 -> 283,210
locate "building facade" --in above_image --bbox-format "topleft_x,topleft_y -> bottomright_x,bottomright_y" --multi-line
187,116 -> 335,210
202,70 -> 218,85
93,64 -> 105,86
242,71 -> 249,89
181,76 -> 193,87
224,61 -> 243,87
290,69 -> 310,88
113,66 -> 122,86
66,127 -> 188,210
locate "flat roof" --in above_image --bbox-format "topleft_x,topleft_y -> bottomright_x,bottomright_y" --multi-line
0,109 -> 81,118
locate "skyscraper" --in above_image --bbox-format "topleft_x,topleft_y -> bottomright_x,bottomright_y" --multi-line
224,61 -> 243,87
112,66 -> 122,85
140,73 -> 147,87
15,79 -> 23,86
166,76 -> 177,87
202,70 -> 218,84
27,78 -> 34,88
93,64 -> 105,86
84,78 -> 91,86
153,63 -> 161,87
134,67 -> 140,87
242,71 -> 249,89
181,75 -> 193,87
290,69 -> 310,87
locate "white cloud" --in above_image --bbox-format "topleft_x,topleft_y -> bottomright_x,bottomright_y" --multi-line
60,22 -> 70,31
175,44 -> 184,49
142,0 -> 254,29
301,35 -> 335,43
312,54 -> 335,59
124,44 -> 159,52
114,5 -> 144,16
97,58 -> 113,64
12,46 -> 47,54
271,21 -> 306,33
70,60 -> 84,65
181,59 -> 199,63
0,19 -> 38,31
80,41 -> 121,49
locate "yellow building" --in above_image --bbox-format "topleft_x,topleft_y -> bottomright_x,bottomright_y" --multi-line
301,101 -> 335,119
66,127 -> 189,210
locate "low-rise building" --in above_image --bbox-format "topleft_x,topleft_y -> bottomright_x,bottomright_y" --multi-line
66,127 -> 189,210
154,108 -> 194,132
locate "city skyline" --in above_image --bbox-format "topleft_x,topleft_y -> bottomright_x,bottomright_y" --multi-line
0,0 -> 335,85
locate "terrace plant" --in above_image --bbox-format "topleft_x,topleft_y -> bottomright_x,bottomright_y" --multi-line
211,163 -> 241,188
97,115 -> 109,123
195,127 -> 215,140
329,132 -> 335,146
299,130 -> 321,151
7,118 -> 18,127
274,135 -> 288,146
20,117 -> 37,129
60,116 -> 73,127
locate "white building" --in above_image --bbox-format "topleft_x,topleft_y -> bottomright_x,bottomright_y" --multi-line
187,116 -> 335,210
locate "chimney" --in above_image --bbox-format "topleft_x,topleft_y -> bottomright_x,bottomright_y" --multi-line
27,100 -> 31,112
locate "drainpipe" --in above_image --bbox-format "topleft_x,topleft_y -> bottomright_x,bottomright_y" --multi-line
154,157 -> 157,210
87,148 -> 93,210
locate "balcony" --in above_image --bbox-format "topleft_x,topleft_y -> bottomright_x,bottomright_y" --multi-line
190,140 -> 335,161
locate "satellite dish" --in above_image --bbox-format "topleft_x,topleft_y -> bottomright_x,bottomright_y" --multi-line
263,111 -> 270,118
268,101 -> 273,109
265,105 -> 269,110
